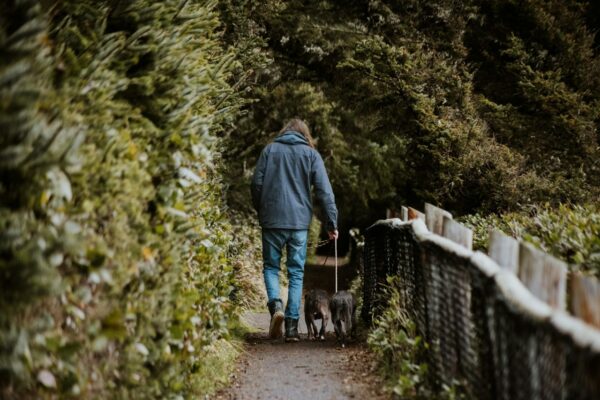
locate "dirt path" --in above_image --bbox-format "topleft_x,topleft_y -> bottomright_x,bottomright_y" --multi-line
216,262 -> 387,400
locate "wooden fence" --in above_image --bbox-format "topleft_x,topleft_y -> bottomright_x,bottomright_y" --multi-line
389,203 -> 600,328
364,205 -> 600,399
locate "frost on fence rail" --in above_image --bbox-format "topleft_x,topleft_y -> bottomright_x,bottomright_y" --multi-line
362,218 -> 600,400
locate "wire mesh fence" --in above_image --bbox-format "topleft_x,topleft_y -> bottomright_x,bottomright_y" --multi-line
362,218 -> 600,400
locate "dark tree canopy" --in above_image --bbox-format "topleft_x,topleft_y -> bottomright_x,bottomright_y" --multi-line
221,0 -> 600,228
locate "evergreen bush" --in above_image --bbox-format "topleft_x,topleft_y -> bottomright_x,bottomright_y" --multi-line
1,0 -> 251,397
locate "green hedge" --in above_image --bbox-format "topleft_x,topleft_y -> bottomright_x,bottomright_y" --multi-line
1,0 -> 247,398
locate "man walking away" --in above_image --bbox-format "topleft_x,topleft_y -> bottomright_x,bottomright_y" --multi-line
251,119 -> 338,341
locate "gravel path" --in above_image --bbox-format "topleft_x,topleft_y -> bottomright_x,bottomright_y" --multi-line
215,262 -> 388,400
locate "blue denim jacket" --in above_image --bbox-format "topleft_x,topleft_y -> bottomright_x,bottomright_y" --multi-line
251,131 -> 338,230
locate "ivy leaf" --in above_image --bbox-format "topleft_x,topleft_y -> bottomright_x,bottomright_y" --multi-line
178,167 -> 202,184
37,370 -> 57,389
135,343 -> 149,357
47,168 -> 72,201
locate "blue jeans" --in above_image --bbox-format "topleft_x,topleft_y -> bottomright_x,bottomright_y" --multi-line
262,229 -> 308,320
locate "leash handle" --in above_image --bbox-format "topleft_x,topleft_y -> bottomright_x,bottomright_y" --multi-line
334,237 -> 338,293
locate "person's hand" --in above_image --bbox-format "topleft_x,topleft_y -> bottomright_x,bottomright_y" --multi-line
328,230 -> 339,240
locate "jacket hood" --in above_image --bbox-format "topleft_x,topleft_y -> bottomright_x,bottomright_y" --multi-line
274,130 -> 309,146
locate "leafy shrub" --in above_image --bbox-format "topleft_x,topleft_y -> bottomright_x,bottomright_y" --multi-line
228,212 -> 266,310
1,1 -> 253,398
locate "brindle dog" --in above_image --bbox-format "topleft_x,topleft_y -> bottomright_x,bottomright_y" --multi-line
304,289 -> 330,341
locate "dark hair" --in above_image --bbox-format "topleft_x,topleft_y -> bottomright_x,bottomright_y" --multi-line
279,118 -> 315,148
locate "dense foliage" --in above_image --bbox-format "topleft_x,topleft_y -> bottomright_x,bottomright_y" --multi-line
1,0 -> 252,397
220,0 -> 600,229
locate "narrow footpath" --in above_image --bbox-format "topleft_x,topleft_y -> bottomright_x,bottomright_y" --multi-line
216,260 -> 387,400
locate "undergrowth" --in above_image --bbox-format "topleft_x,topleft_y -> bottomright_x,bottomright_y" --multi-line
368,277 -> 464,400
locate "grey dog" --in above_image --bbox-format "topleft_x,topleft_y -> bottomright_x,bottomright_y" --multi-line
330,290 -> 356,347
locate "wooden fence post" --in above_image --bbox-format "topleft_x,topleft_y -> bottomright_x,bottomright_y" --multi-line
518,243 -> 567,310
401,206 -> 409,222
425,203 -> 452,235
488,230 -> 520,274
570,274 -> 600,329
408,207 -> 425,222
442,217 -> 473,250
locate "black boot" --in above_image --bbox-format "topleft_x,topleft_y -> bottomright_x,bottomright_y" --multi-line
284,317 -> 300,342
267,299 -> 284,339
